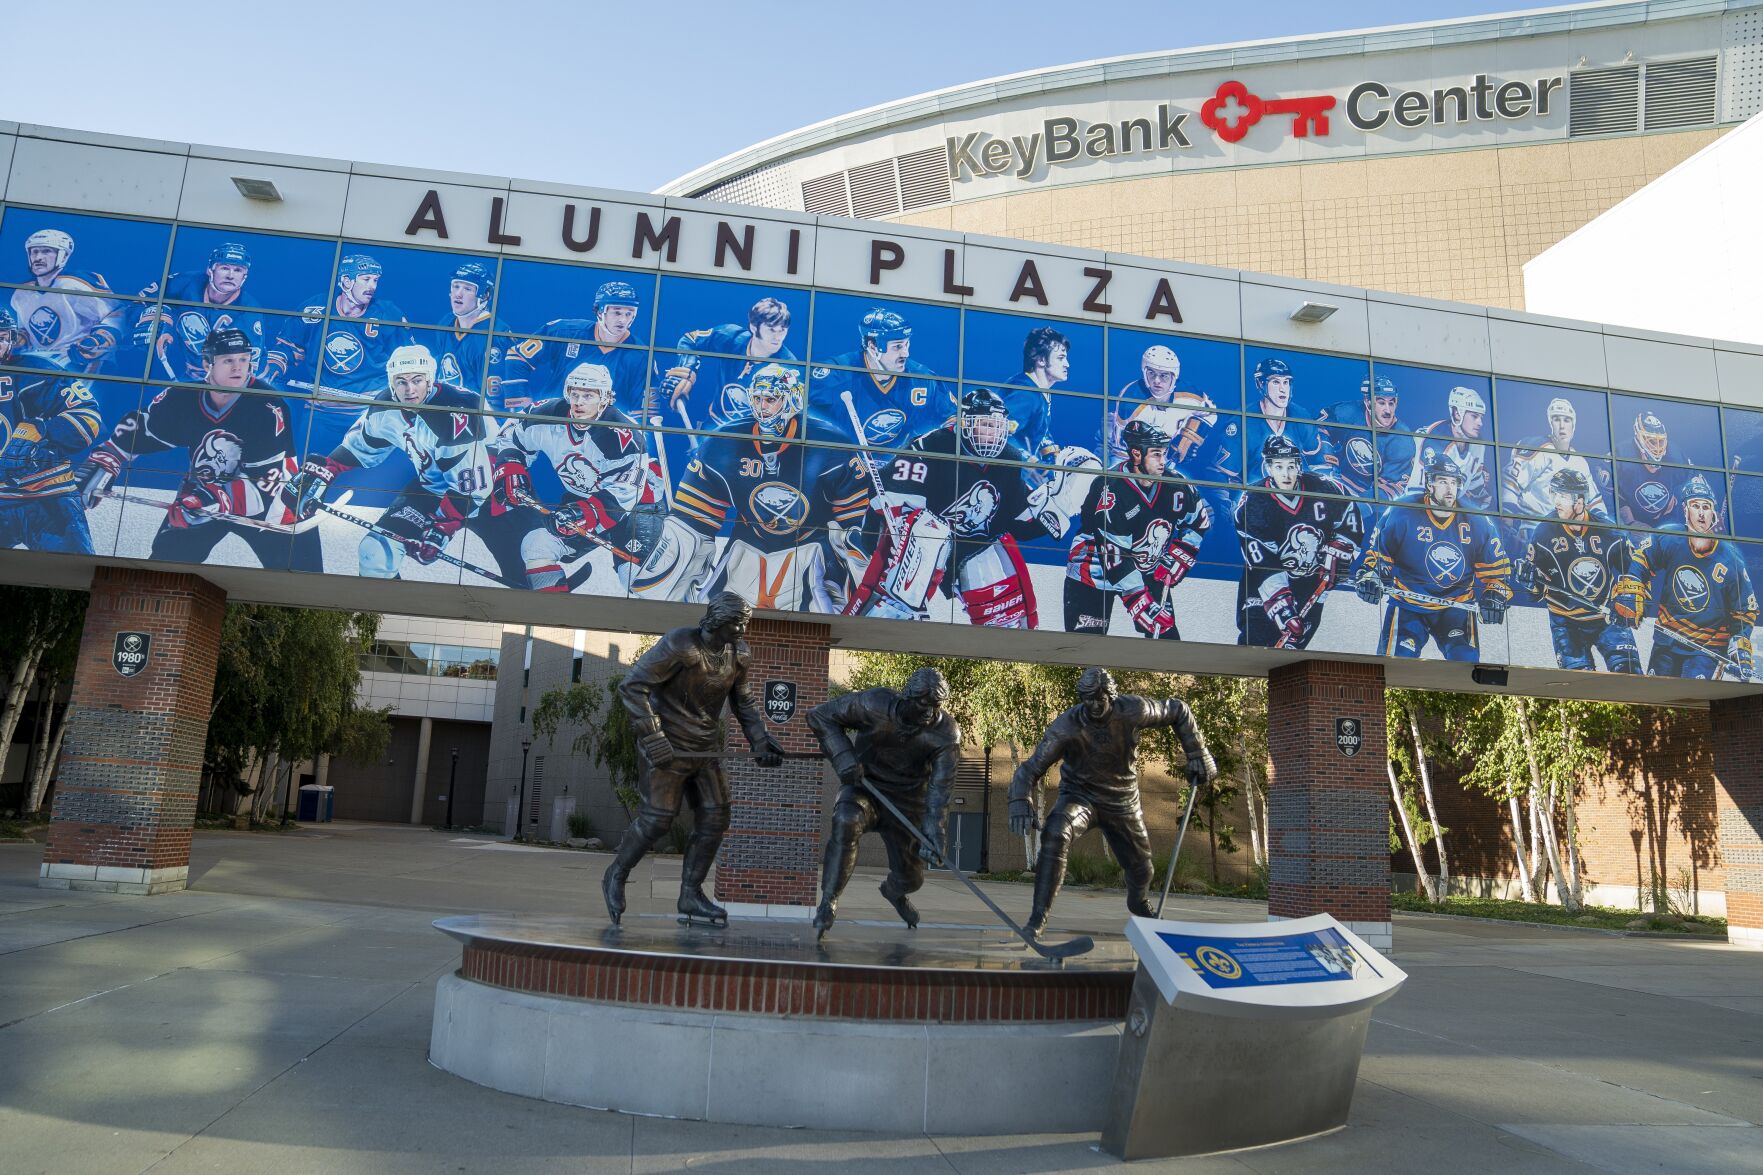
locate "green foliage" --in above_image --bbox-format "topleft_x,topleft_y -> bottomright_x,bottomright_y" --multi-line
532,674 -> 642,817
567,811 -> 595,839
1452,694 -> 1637,803
1064,851 -> 1124,888
1391,890 -> 1725,934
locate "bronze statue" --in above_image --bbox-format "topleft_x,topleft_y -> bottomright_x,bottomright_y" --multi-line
805,667 -> 960,938
1008,667 -> 1216,937
602,591 -> 783,927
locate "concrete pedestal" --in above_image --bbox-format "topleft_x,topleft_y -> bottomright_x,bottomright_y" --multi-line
40,568 -> 225,895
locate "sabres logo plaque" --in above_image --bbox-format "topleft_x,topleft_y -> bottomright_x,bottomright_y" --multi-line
1335,716 -> 1362,758
764,680 -> 797,725
113,631 -> 152,678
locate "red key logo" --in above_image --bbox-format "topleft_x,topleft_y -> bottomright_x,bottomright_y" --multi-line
1200,80 -> 1338,143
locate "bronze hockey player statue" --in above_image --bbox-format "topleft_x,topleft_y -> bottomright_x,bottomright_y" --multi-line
805,667 -> 960,938
1008,667 -> 1216,937
601,591 -> 784,927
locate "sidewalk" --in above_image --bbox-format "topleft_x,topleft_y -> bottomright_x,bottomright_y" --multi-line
0,821 -> 1757,1174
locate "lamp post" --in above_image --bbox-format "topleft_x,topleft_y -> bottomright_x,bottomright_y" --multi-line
515,737 -> 532,842
444,747 -> 459,831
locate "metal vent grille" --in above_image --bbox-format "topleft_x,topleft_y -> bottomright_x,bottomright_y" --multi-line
1723,7 -> 1763,122
847,159 -> 901,219
527,756 -> 545,824
897,147 -> 951,211
699,161 -> 797,210
1569,65 -> 1641,137
1645,57 -> 1718,129
800,171 -> 850,217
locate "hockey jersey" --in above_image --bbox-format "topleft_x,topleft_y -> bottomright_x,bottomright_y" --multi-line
1615,463 -> 1696,531
268,297 -> 412,399
1407,423 -> 1494,511
1526,519 -> 1631,622
135,272 -> 268,385
1364,504 -> 1511,610
1629,527 -> 1758,649
433,318 -> 506,406
672,323 -> 800,429
1503,441 -> 1610,521
10,275 -> 123,373
995,372 -> 1056,462
491,402 -> 647,517
498,321 -> 654,416
1243,414 -> 1331,475
115,383 -> 298,519
671,413 -> 865,553
0,354 -> 104,498
1318,399 -> 1416,498
1067,469 -> 1212,594
809,353 -> 952,449
333,383 -> 489,502
1236,472 -> 1363,603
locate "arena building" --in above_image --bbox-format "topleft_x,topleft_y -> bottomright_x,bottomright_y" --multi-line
664,0 -> 1763,310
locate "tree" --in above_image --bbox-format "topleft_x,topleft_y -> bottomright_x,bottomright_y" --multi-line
531,674 -> 643,818
1385,687 -> 1463,901
202,604 -> 388,820
22,604 -> 83,815
0,588 -> 86,809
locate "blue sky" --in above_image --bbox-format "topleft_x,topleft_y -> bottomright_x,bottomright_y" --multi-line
4,0 -> 1535,193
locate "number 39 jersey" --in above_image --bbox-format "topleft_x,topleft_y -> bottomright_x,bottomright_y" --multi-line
336,383 -> 489,501
671,413 -> 866,553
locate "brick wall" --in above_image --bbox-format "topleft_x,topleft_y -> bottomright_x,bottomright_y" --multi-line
1711,694 -> 1763,945
1266,660 -> 1389,931
717,619 -> 831,906
41,568 -> 225,894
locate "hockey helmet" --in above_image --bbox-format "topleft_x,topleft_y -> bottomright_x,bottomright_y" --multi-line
747,363 -> 803,436
1140,344 -> 1179,375
1634,411 -> 1670,462
593,280 -> 640,315
562,362 -> 614,416
1421,450 -> 1462,488
1252,357 -> 1292,388
208,242 -> 252,269
1120,418 -> 1172,457
337,253 -> 383,283
201,327 -> 255,360
451,261 -> 495,304
1448,385 -> 1487,418
1548,467 -> 1592,498
1547,397 -> 1576,422
386,344 -> 437,382
24,228 -> 73,269
959,386 -> 1010,459
858,308 -> 911,353
1261,433 -> 1303,464
1681,473 -> 1717,507
0,306 -> 25,350
1361,374 -> 1398,401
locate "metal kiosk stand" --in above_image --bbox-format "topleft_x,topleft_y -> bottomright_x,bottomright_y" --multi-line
1102,913 -> 1406,1161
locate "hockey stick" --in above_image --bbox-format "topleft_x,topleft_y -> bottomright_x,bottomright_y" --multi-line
1272,576 -> 1332,649
1383,586 -> 1481,613
517,497 -> 644,566
1652,627 -> 1751,680
313,498 -> 524,588
1155,775 -> 1206,917
99,489 -> 321,534
856,777 -> 1093,961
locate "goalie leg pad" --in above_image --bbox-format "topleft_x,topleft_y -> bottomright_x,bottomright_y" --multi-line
847,505 -> 952,619
956,533 -> 1039,629
628,515 -> 715,602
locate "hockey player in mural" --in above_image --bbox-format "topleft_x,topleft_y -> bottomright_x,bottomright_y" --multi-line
1408,385 -> 1494,511
809,307 -> 952,450
1236,434 -> 1362,649
1619,474 -> 1757,680
133,242 -> 267,387
9,227 -> 123,374
662,296 -> 797,431
1515,467 -> 1639,673
0,308 -> 103,553
1063,420 -> 1210,640
1356,453 -> 1512,661
497,280 -> 654,416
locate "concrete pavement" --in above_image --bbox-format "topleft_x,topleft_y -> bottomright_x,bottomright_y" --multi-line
1,821 -> 1758,1173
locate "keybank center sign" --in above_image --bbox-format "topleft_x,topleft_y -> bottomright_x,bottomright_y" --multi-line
945,71 -> 1567,182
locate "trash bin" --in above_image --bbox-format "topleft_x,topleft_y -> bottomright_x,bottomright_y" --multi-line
296,784 -> 335,823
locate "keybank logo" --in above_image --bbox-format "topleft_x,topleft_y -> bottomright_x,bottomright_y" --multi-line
946,72 -> 1564,182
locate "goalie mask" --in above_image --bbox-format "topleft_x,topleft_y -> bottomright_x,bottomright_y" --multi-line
1634,411 -> 1669,463
959,387 -> 1010,459
562,362 -> 614,420
747,364 -> 802,437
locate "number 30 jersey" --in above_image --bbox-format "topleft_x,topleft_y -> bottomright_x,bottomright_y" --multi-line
671,413 -> 866,553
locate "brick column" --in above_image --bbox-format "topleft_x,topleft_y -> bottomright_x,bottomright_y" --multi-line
716,618 -> 831,912
1711,693 -> 1763,950
40,567 -> 225,895
1265,660 -> 1391,951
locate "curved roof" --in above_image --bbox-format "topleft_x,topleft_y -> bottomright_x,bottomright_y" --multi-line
658,0 -> 1733,196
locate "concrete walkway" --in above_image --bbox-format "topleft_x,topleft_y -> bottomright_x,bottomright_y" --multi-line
1,821 -> 1758,1173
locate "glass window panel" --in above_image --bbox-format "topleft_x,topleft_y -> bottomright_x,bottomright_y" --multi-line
1732,473 -> 1763,542
496,331 -> 652,417
654,275 -> 806,361
1609,392 -> 1722,468
496,260 -> 656,342
647,350 -> 808,435
808,291 -> 957,378
324,242 -> 496,331
1243,348 -> 1367,425
1498,446 -> 1615,525
1614,461 -> 1728,534
4,286 -> 135,377
1724,406 -> 1763,473
1107,328 -> 1242,413
161,227 -> 335,314
1373,364 -> 1492,442
805,358 -> 953,453
0,207 -> 171,301
1493,379 -> 1607,454
960,309 -> 1102,395
146,307 -> 318,394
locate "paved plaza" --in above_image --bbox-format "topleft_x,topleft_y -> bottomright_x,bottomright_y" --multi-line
1,822 -> 1759,1173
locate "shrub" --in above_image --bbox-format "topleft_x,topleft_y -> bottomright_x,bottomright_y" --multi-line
567,812 -> 594,839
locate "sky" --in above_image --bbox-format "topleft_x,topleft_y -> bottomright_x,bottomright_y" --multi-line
5,0 -> 1542,193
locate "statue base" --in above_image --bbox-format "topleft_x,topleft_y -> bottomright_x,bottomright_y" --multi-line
430,914 -> 1134,1134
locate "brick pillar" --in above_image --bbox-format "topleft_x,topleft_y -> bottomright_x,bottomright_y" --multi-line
1265,660 -> 1391,952
1711,693 -> 1763,950
716,618 -> 831,911
40,567 -> 225,895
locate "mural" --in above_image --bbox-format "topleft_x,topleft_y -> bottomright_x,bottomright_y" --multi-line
0,206 -> 1755,683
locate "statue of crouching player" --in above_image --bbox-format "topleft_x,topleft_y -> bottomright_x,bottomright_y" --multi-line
603,592 -> 784,927
1008,668 -> 1216,938
805,667 -> 961,938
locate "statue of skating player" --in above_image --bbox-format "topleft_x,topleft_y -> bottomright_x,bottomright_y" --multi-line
602,591 -> 784,927
805,667 -> 961,939
1008,668 -> 1216,937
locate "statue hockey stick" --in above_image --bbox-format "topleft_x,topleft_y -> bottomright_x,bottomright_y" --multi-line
1155,773 -> 1205,917
856,777 -> 1095,961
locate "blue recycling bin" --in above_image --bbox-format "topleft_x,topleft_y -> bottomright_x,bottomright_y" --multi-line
296,784 -> 334,823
